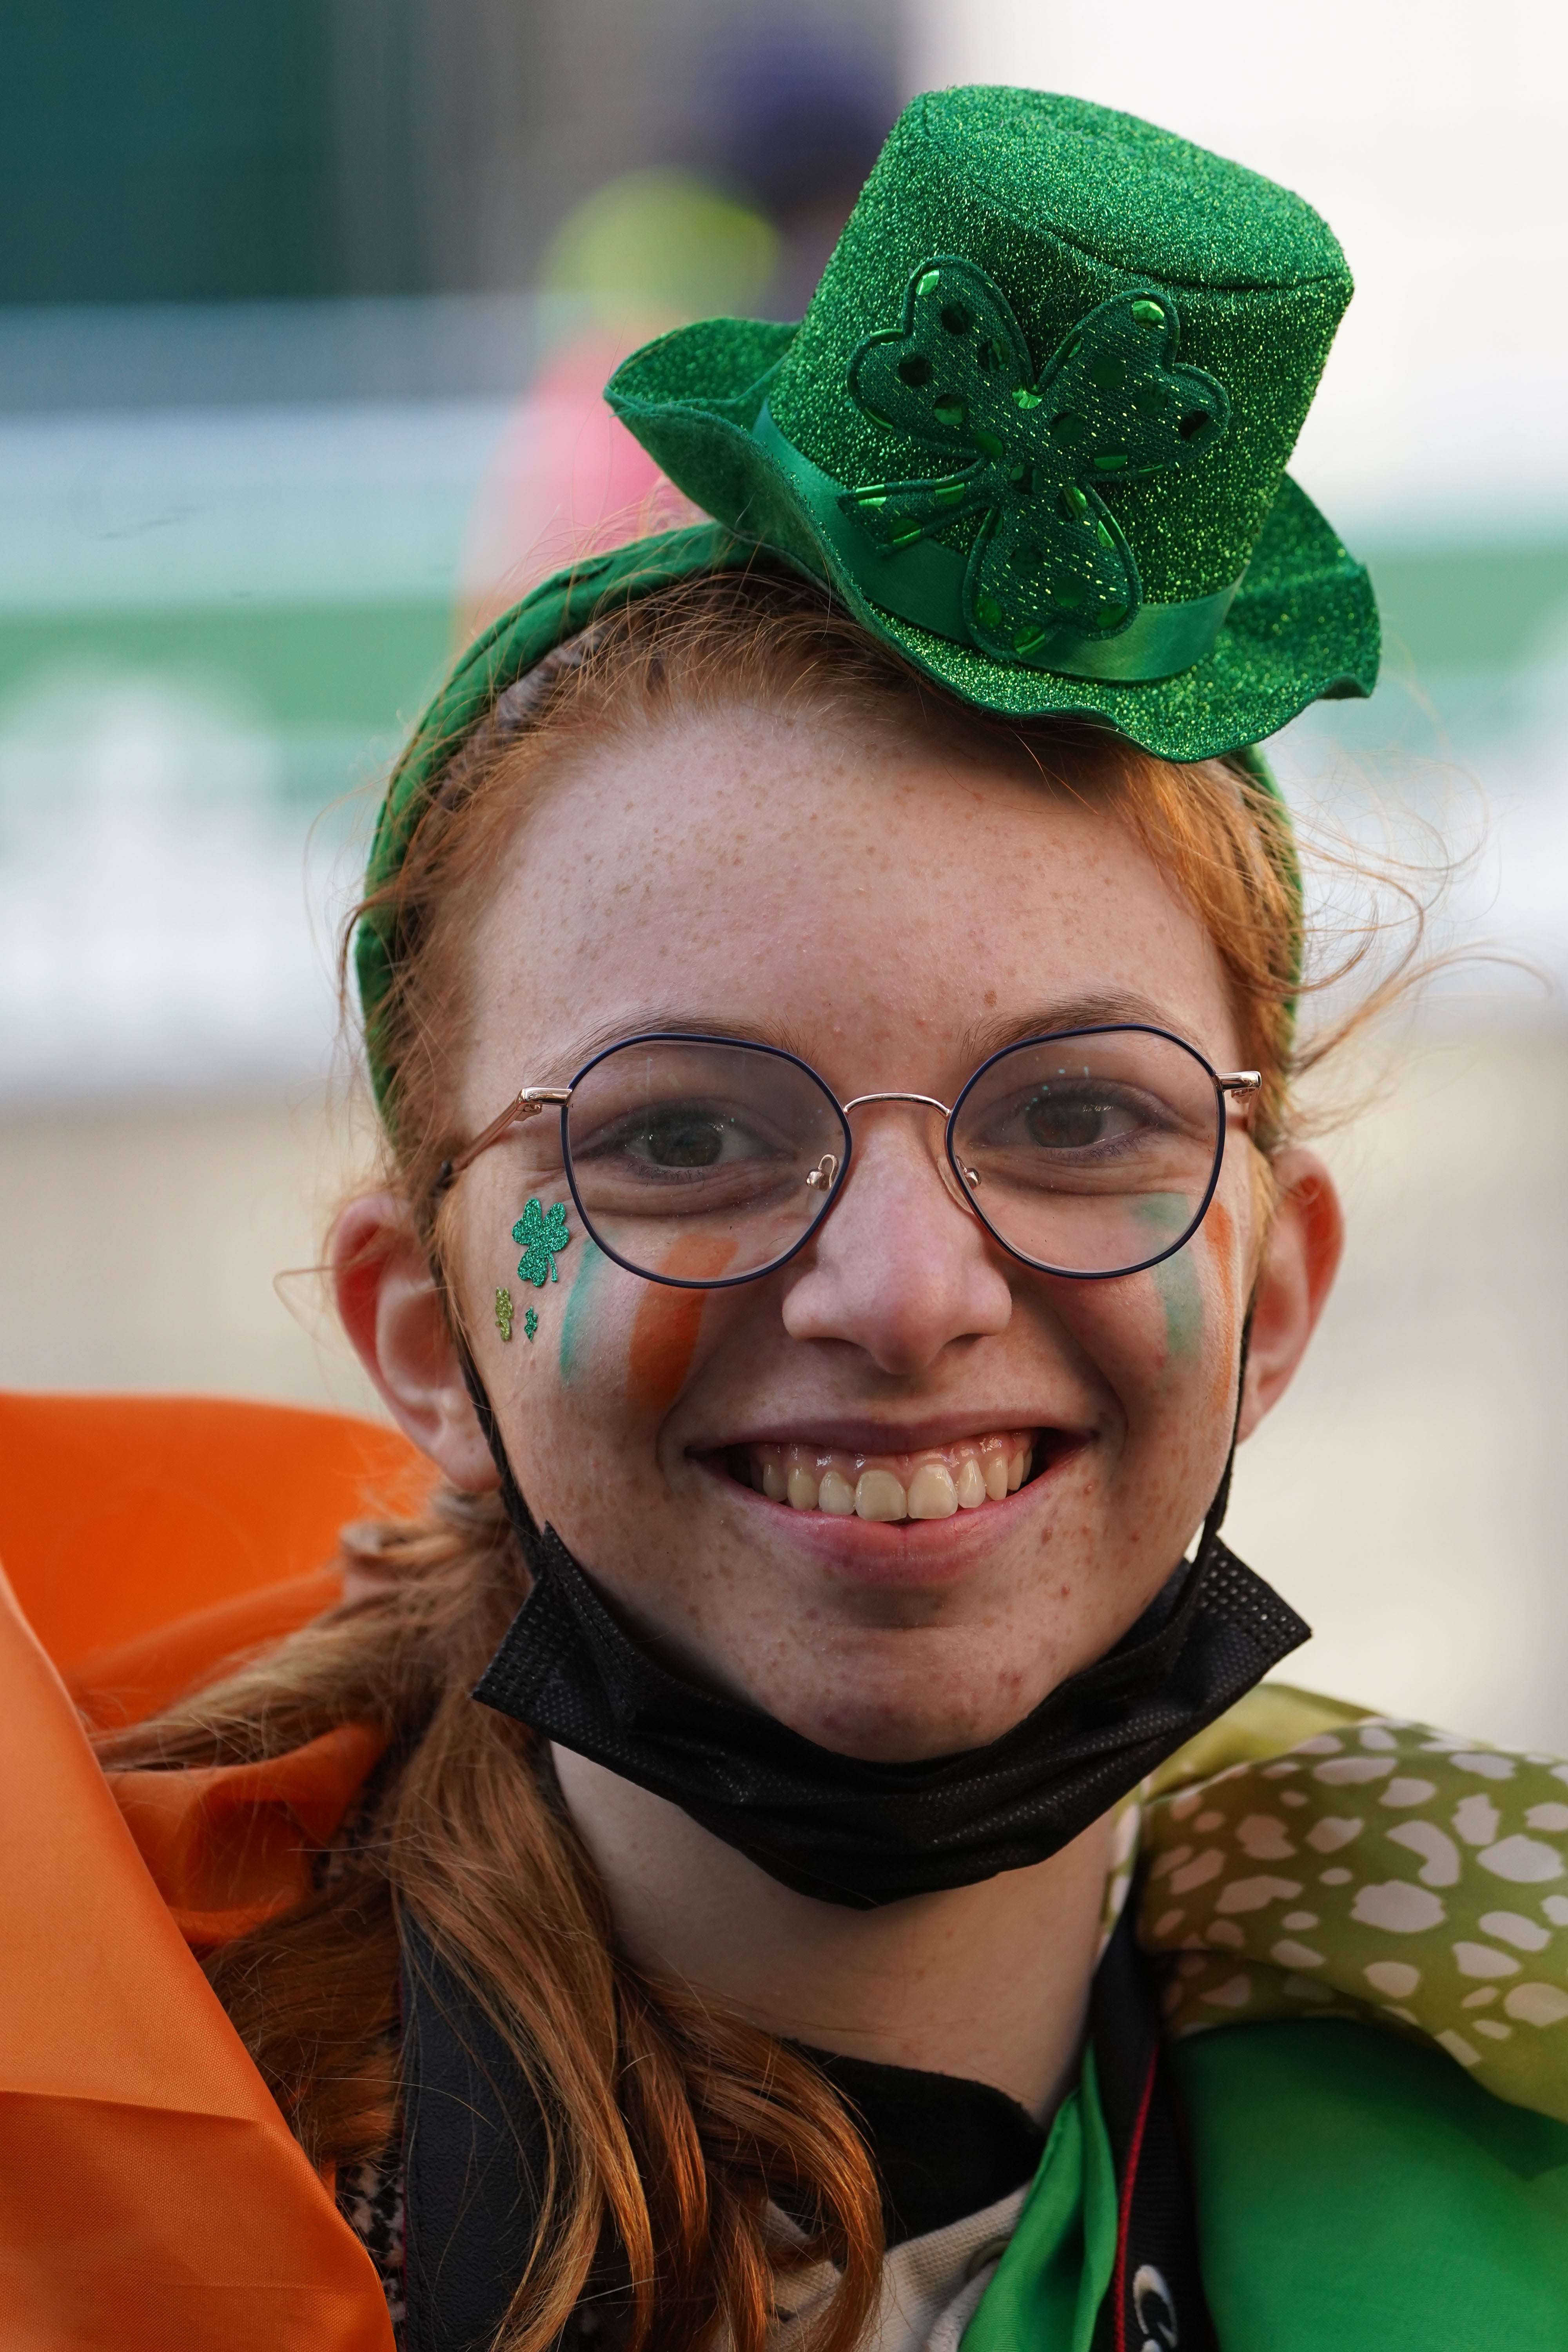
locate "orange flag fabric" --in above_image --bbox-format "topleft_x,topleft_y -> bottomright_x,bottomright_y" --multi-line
0,1390 -> 432,1676
0,1563 -> 396,2352
110,1719 -> 389,1948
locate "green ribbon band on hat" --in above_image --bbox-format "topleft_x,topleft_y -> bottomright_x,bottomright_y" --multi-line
752,404 -> 1243,684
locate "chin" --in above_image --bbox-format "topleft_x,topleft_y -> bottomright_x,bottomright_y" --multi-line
759,1634 -> 1060,1764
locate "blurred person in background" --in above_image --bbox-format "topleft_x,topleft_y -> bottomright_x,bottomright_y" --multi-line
457,34 -> 895,635
10,84 -> 1568,2352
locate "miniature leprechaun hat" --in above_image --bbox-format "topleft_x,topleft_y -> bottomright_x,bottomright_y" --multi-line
605,86 -> 1378,762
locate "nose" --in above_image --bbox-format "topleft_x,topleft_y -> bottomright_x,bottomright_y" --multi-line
780,1103 -> 1013,1373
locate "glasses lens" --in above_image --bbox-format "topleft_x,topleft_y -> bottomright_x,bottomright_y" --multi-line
952,1029 -> 1221,1276
564,1038 -> 847,1282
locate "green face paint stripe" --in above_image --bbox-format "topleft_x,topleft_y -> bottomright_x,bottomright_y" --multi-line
558,1234 -> 605,1387
1152,1247 -> 1203,1360
1134,1193 -> 1204,1361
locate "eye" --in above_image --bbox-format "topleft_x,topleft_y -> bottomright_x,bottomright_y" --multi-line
1024,1090 -> 1138,1150
636,1110 -> 729,1168
576,1097 -> 779,1178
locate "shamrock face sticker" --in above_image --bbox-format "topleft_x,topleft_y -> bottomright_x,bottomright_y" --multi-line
513,1196 -> 572,1288
841,258 -> 1230,664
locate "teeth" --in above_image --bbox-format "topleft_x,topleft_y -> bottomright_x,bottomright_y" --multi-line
736,1433 -> 1039,1522
954,1456 -> 986,1510
907,1461 -> 958,1520
855,1468 -> 908,1522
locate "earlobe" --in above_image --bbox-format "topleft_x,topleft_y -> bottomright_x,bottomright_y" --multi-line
1236,1149 -> 1344,1441
330,1192 -> 501,1492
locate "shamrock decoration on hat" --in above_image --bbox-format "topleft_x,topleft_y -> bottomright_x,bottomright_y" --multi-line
841,260 -> 1229,664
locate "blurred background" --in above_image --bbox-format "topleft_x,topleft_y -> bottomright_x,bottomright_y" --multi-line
3,0 -> 1566,1748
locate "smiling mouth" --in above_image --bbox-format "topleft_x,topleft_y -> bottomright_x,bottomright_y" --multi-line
722,1431 -> 1048,1523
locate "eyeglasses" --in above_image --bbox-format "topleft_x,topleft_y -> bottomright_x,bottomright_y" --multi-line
442,1026 -> 1260,1287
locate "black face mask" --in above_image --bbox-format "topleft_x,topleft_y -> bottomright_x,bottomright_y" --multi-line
471,1445 -> 1308,1908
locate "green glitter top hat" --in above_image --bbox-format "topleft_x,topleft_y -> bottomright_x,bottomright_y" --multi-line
605,86 -> 1378,761
359,91 -> 1366,1109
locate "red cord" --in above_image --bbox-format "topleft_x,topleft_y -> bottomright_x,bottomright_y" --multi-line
1111,2049 -> 1159,2352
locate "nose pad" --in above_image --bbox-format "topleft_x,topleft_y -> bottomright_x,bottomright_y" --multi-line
805,1152 -> 839,1192
936,1150 -> 982,1213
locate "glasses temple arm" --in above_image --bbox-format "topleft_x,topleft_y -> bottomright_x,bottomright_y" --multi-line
438,1087 -> 575,1189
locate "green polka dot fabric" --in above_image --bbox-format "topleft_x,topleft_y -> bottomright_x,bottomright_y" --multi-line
1136,1686 -> 1568,2123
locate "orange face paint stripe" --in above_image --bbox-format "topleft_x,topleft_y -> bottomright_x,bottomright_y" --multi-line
1206,1197 -> 1237,1324
626,1235 -> 738,1416
1203,1196 -> 1239,1416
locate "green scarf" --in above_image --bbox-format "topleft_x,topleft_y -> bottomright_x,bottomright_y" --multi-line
960,1684 -> 1568,2351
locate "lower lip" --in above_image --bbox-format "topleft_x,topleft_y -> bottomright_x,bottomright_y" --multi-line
697,1443 -> 1087,1587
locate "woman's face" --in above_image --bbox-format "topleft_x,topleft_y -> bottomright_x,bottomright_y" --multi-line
438,697 -> 1280,1762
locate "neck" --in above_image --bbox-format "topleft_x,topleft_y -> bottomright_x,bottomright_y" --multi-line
552,1745 -> 1117,2123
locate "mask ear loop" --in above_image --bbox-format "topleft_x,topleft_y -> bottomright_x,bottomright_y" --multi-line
438,1152 -> 1257,1607
419,1205 -> 543,1554
1122,1293 -> 1253,1653
451,1303 -> 1256,1648
425,1139 -> 570,1553
1189,1294 -> 1254,1574
452,1339 -> 542,1561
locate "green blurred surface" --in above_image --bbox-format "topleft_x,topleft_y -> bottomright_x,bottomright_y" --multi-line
1370,543 -> 1568,677
0,601 -> 452,732
0,545 -> 1563,763
1,3 -> 336,305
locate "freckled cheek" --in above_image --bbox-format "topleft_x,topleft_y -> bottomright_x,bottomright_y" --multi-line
625,1235 -> 738,1417
1044,1279 -> 1174,1429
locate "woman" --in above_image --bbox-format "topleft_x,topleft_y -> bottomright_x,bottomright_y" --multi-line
61,87 -> 1568,2352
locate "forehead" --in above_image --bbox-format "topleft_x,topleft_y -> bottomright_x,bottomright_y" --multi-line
466,697 -> 1238,1096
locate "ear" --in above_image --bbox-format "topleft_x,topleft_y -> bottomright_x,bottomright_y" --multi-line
330,1191 -> 501,1492
1236,1148 -> 1344,1442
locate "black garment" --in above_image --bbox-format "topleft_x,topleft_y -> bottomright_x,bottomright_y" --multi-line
400,1906 -> 1216,2352
792,2047 -> 1045,2248
386,2037 -> 1043,2345
401,1921 -> 552,2352
474,1518 -> 1308,1907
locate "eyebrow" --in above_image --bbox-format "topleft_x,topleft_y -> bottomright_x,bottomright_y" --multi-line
955,991 -> 1189,1064
546,992 -> 1191,1085
546,1007 -> 822,1075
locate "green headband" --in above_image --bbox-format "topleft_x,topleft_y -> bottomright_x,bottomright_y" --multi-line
356,523 -> 1296,1119
357,526 -> 752,1120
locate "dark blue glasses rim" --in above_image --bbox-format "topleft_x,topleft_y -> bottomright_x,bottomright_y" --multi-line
945,1021 -> 1230,1285
552,1023 -> 1236,1291
558,1031 -> 853,1292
